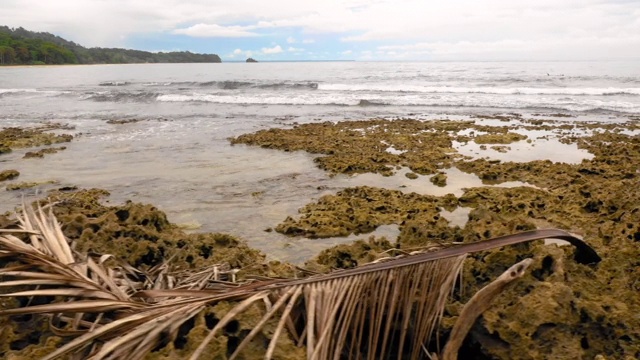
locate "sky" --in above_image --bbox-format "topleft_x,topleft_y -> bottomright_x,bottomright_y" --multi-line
2,0 -> 640,61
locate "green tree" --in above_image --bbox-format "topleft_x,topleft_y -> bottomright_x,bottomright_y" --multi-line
0,46 -> 16,64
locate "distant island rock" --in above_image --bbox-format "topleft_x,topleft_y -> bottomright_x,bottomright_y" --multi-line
246,58 -> 258,63
0,25 -> 221,65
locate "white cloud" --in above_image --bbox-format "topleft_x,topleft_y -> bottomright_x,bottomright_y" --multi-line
262,45 -> 283,54
227,48 -> 253,59
0,0 -> 638,59
288,46 -> 304,52
173,23 -> 260,37
341,50 -> 352,55
376,35 -> 640,60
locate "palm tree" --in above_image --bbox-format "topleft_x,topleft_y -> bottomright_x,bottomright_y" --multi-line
0,206 -> 600,359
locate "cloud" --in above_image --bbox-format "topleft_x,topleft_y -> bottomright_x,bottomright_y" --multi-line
341,50 -> 352,55
375,35 -> 640,60
173,23 -> 260,37
288,46 -> 304,52
262,45 -> 283,54
1,0 -> 639,60
227,48 -> 253,59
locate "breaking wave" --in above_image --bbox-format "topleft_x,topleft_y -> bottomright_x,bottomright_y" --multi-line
84,91 -> 160,102
140,80 -> 319,90
0,88 -> 66,99
155,93 -> 640,113
318,84 -> 640,96
99,81 -> 131,86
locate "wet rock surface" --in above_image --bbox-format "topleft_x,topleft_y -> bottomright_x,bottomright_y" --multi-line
234,116 -> 640,359
22,146 -> 67,159
231,119 -> 466,176
0,123 -> 74,150
5,180 -> 58,191
0,170 -> 20,182
1,116 -> 639,359
42,189 -> 296,276
0,188 -> 300,359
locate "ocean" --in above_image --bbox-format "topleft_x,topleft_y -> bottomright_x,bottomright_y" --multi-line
1,61 -> 638,262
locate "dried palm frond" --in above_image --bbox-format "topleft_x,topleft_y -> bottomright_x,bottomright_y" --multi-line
440,258 -> 534,360
0,205 -> 600,360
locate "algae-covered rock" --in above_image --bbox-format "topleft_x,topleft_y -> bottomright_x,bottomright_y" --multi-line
237,116 -> 640,359
230,119 -> 463,176
22,146 -> 67,159
139,305 -> 305,360
306,236 -> 395,272
2,116 -> 638,359
430,172 -> 447,187
0,170 -> 19,182
6,180 -> 58,191
405,172 -> 419,179
446,237 -> 640,360
275,186 -> 450,239
0,124 -> 73,150
44,189 -> 292,277
473,132 -> 527,144
1,188 -> 302,359
490,145 -> 510,153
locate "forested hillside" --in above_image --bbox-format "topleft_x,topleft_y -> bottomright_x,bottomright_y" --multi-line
0,26 -> 221,65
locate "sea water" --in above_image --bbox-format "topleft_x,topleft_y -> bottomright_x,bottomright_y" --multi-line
1,61 -> 638,262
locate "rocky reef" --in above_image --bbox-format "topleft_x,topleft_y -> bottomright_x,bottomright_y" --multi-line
22,146 -> 67,159
233,116 -> 640,359
0,123 -> 74,150
5,180 -> 58,191
0,122 -> 73,192
0,170 -> 19,182
0,188 -> 301,359
1,116 -> 638,359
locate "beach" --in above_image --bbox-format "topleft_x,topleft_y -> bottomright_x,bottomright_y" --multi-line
1,62 -> 639,358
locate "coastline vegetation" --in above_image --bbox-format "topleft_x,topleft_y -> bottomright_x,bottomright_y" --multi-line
0,26 -> 221,65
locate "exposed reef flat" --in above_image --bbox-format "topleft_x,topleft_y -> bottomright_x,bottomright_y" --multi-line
0,123 -> 74,150
0,122 -> 74,192
232,116 -> 640,359
0,115 -> 638,359
0,170 -> 20,182
22,146 -> 67,159
0,188 -> 300,359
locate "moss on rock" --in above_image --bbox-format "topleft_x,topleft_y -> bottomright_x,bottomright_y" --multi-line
0,170 -> 19,182
275,186 -> 450,239
1,188 -> 302,359
430,172 -> 447,186
0,123 -> 73,150
473,132 -> 527,144
5,180 -> 58,191
236,115 -> 640,359
23,146 -> 67,159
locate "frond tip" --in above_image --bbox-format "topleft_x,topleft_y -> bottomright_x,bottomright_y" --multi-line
0,205 -> 600,359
